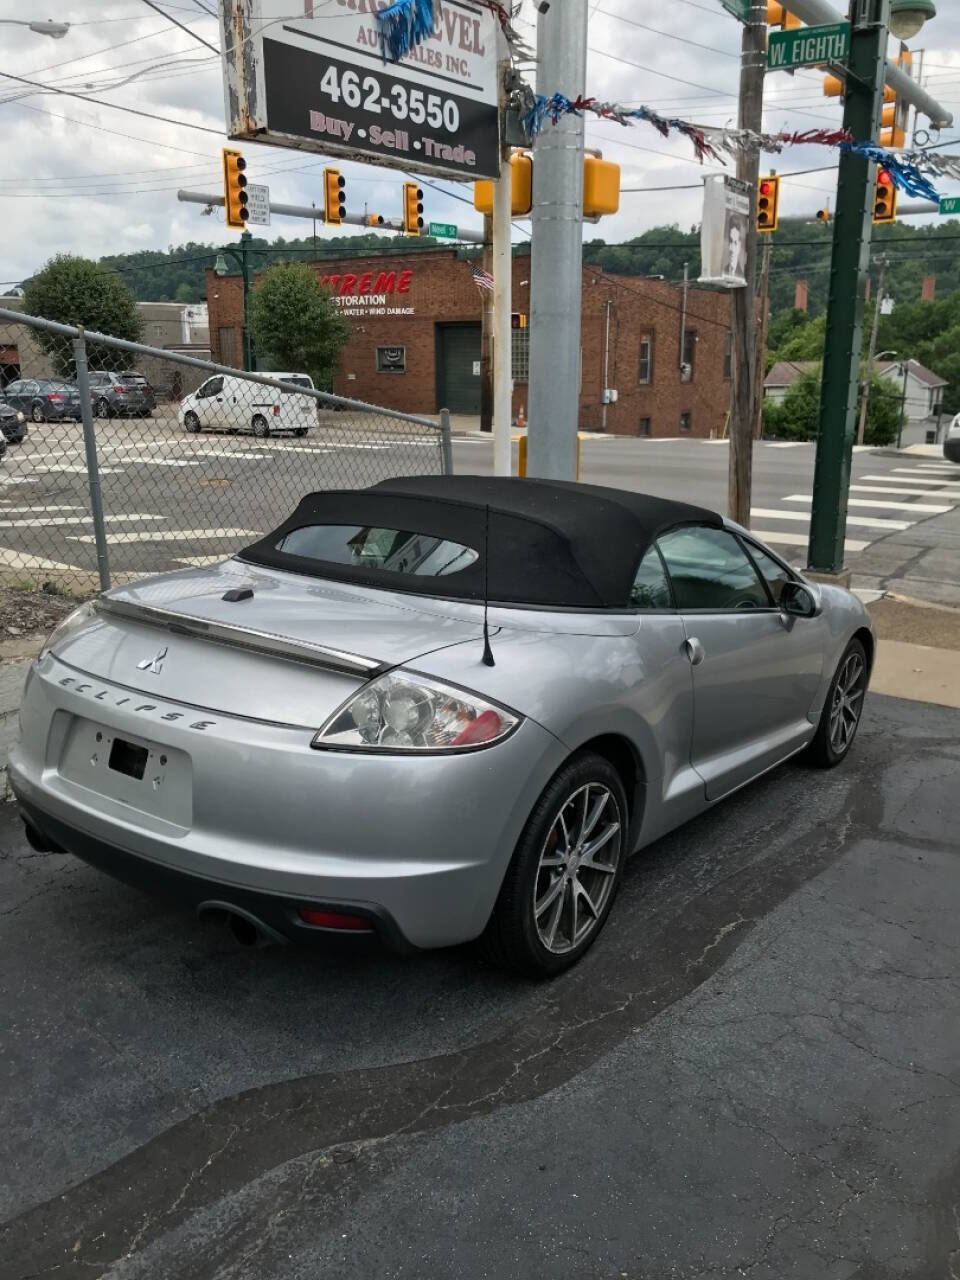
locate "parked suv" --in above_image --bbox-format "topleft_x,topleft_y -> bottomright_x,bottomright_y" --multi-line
2,379 -> 83,423
178,373 -> 316,437
87,371 -> 156,419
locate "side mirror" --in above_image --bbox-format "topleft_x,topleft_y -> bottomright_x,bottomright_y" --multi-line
780,580 -> 820,618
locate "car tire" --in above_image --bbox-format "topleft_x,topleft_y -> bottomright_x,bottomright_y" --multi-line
295,428 -> 308,438
184,411 -> 201,433
252,415 -> 270,438
95,398 -> 111,420
807,638 -> 869,769
30,403 -> 45,424
480,752 -> 628,977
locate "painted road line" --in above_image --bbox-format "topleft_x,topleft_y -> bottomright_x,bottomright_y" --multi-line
0,504 -> 86,513
751,507 -> 911,532
861,473 -> 960,488
174,555 -> 232,567
898,466 -> 960,476
32,465 -> 121,475
0,548 -> 86,572
850,483 -> 960,498
0,514 -> 165,528
66,528 -> 258,544
783,493 -> 952,514
753,530 -> 870,553
190,450 -> 274,461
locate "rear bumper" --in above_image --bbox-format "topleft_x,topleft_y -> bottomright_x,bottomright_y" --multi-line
18,795 -> 411,951
943,441 -> 960,463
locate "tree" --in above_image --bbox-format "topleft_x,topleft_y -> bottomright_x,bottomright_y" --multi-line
23,255 -> 142,376
248,263 -> 350,388
762,368 -> 902,445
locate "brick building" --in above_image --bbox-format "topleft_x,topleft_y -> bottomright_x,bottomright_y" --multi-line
205,250 -> 733,438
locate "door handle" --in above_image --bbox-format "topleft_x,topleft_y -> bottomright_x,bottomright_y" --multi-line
684,637 -> 706,667
216,397 -> 223,402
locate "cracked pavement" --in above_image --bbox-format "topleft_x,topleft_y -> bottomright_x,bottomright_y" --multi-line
1,694 -> 958,1278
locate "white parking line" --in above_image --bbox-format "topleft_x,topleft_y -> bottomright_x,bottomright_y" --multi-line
0,548 -> 86,572
753,529 -> 870,553
0,514 -> 164,528
0,504 -> 85,513
66,527 -> 258,544
784,493 -> 952,514
751,507 -> 911,532
32,465 -> 121,475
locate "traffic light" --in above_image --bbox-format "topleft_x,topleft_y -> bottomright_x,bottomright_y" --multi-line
873,167 -> 898,224
766,3 -> 801,28
816,208 -> 831,222
474,152 -> 534,217
583,156 -> 621,219
757,174 -> 781,233
324,168 -> 346,225
511,313 -> 528,330
222,148 -> 248,230
403,182 -> 424,235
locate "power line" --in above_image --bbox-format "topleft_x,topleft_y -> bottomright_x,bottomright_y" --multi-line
590,7 -> 739,58
139,0 -> 220,55
0,70 -> 223,134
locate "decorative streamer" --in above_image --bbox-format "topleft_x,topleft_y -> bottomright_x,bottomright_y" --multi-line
375,0 -> 436,63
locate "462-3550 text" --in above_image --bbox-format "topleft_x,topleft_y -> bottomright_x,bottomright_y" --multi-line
318,65 -> 461,133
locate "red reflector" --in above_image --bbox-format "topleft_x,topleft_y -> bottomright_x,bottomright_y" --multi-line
451,709 -> 503,747
298,907 -> 373,931
272,404 -> 280,415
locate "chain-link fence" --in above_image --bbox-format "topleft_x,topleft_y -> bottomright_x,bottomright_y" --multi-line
0,306 -> 452,595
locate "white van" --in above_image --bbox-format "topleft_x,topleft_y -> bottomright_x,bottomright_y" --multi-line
178,372 -> 316,438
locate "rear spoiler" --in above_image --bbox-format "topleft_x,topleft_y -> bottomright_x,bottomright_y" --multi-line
95,597 -> 388,679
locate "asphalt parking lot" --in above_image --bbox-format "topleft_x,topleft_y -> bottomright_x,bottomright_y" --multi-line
3,691 -> 959,1279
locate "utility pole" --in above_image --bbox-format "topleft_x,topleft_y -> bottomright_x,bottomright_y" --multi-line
480,213 -> 494,434
753,234 -> 772,440
728,2 -> 766,527
807,0 -> 890,578
493,116 -> 513,477
856,255 -> 886,445
526,0 -> 589,481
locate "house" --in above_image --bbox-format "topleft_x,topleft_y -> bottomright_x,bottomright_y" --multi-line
764,357 -> 947,424
764,361 -> 819,405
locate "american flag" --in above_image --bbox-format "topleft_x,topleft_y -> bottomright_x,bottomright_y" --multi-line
470,262 -> 495,293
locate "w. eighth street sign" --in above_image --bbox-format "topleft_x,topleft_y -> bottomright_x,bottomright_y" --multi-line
768,22 -> 850,71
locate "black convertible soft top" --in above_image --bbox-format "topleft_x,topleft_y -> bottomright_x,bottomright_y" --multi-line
239,475 -> 723,609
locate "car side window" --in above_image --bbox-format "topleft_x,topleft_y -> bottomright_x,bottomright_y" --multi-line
197,377 -> 223,399
3,381 -> 20,395
657,526 -> 771,611
630,545 -> 673,610
743,541 -> 792,605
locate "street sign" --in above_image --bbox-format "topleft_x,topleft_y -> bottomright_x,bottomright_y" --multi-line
767,22 -> 850,71
428,221 -> 458,239
246,183 -> 270,226
719,0 -> 750,21
219,1 -> 500,180
939,196 -> 960,215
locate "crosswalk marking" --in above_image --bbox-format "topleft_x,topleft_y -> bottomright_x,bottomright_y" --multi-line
0,504 -> 85,513
753,530 -> 870,553
750,507 -> 911,532
784,493 -> 952,514
66,527 -> 258,545
849,484 -> 959,498
862,473 -> 960,488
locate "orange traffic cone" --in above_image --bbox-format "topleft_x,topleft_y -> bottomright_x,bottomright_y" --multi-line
517,404 -> 526,429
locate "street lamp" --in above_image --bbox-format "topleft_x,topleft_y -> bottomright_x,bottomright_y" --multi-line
888,0 -> 936,40
0,19 -> 70,38
213,237 -> 255,372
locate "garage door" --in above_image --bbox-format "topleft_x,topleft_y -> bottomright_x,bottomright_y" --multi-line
436,323 -> 481,414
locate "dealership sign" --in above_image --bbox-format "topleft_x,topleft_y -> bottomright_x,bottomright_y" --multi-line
219,1 -> 501,180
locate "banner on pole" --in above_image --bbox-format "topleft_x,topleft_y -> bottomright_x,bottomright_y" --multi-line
699,175 -> 751,289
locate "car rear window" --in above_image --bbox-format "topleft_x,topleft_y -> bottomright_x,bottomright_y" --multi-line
120,374 -> 148,384
274,524 -> 478,577
281,376 -> 312,389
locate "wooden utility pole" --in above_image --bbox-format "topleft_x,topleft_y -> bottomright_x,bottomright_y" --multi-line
480,212 -> 494,432
856,256 -> 886,446
728,2 -> 766,527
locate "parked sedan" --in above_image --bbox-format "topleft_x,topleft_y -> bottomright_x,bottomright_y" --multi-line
0,398 -> 28,444
87,370 -> 156,419
12,477 -> 875,976
2,378 -> 83,423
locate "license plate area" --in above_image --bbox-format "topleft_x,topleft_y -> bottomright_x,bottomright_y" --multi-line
57,717 -> 193,828
109,737 -> 148,780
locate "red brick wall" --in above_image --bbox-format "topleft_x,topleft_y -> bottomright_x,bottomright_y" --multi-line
205,252 -> 732,437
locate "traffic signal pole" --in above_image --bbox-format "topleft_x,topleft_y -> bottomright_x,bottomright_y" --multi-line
493,74 -> 513,478
526,0 -> 589,481
806,0 -> 889,577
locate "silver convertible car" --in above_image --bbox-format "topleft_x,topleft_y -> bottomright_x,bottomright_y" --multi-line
13,477 -> 875,976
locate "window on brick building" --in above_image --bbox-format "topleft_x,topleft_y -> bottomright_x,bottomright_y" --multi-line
723,332 -> 733,379
681,330 -> 697,382
639,417 -> 651,437
680,412 -> 692,434
638,336 -> 654,384
512,326 -> 530,382
376,346 -> 406,373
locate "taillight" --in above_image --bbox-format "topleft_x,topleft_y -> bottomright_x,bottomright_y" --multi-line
272,404 -> 280,416
298,907 -> 373,932
114,385 -> 125,393
46,393 -> 64,402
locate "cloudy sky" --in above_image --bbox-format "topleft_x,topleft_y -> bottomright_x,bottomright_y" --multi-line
2,0 -> 960,286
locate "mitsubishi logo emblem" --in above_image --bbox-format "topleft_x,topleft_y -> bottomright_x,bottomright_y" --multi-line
137,646 -> 167,675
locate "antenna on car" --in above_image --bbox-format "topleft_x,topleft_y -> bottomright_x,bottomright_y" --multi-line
481,503 -> 495,668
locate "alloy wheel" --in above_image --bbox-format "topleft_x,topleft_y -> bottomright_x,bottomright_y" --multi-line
533,783 -> 622,955
829,650 -> 866,755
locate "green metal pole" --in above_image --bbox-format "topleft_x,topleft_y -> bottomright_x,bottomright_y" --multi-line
240,230 -> 254,372
897,362 -> 908,447
806,0 -> 889,576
